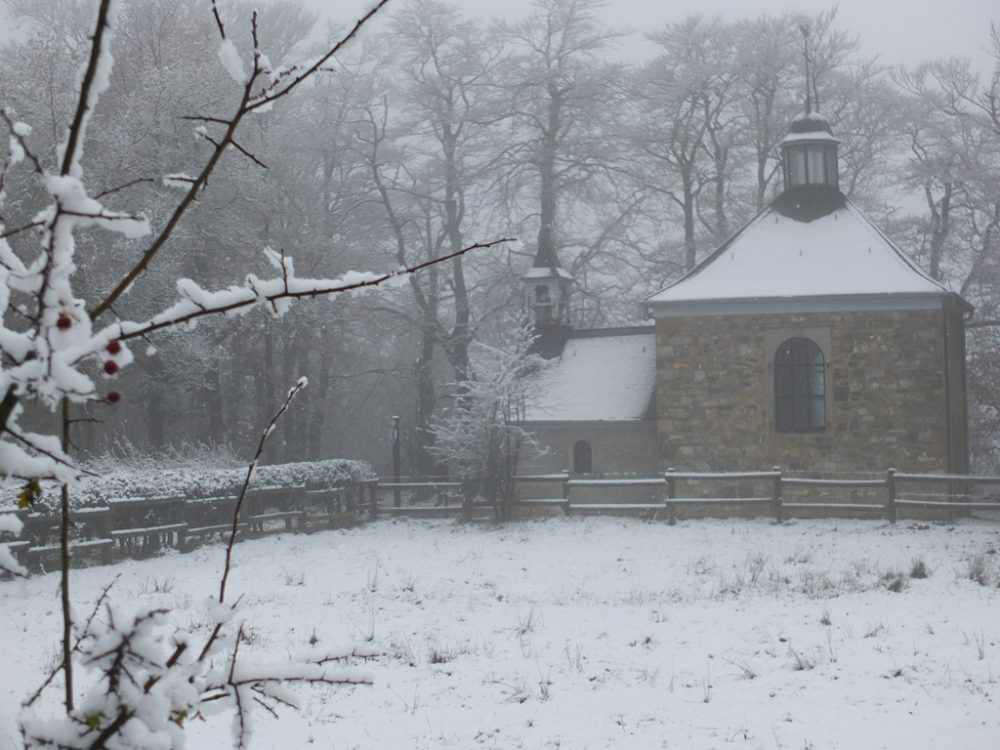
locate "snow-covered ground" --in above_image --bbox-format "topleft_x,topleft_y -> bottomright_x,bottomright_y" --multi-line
2,516 -> 998,749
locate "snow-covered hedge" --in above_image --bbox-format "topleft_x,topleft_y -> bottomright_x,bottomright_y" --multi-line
0,459 -> 373,510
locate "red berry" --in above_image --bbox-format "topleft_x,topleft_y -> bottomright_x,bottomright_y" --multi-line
56,315 -> 72,330
103,360 -> 119,375
106,391 -> 121,404
106,340 -> 122,355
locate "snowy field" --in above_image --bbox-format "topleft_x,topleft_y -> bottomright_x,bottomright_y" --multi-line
2,516 -> 998,749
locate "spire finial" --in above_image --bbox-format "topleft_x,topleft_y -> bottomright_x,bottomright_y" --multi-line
800,23 -> 812,115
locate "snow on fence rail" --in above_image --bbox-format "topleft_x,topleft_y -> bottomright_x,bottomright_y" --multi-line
1,481 -> 378,573
372,468 -> 1000,523
517,467 -> 1000,523
3,469 -> 998,574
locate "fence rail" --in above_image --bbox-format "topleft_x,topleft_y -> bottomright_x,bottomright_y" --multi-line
3,468 -> 998,575
370,468 -> 1000,524
509,467 -> 999,524
1,482 -> 378,573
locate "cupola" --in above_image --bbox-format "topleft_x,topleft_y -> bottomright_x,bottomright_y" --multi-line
521,242 -> 574,358
521,245 -> 573,329
780,111 -> 840,191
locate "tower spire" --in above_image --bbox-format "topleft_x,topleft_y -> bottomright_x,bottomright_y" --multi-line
780,25 -> 841,195
800,23 -> 813,115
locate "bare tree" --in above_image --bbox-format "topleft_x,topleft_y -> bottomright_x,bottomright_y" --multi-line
0,1 -> 508,745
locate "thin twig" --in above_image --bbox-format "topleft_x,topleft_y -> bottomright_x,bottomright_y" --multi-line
197,379 -> 308,663
113,239 -> 512,343
94,177 -> 155,199
60,0 -> 115,176
23,575 -> 120,708
90,0 -> 388,322
229,139 -> 268,169
210,0 -> 227,39
0,219 -> 44,241
218,378 -> 307,605
248,0 -> 392,111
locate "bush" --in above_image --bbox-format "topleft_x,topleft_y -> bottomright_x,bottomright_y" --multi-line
1,458 -> 373,510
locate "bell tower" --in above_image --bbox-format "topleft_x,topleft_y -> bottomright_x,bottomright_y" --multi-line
521,242 -> 574,358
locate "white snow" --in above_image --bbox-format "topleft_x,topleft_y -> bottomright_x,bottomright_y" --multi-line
217,39 -> 247,84
647,202 -> 950,305
523,331 -> 655,421
521,266 -> 574,280
779,131 -> 841,144
2,517 -> 997,748
161,173 -> 195,190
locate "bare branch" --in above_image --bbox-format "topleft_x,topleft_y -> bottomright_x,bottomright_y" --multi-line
111,239 -> 512,343
210,0 -> 227,39
218,377 -> 307,605
60,0 -> 114,176
23,575 -> 120,708
229,139 -> 268,169
248,0 -> 392,111
94,177 -> 155,199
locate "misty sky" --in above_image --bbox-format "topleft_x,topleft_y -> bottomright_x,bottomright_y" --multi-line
313,0 -> 998,71
0,0 -> 995,70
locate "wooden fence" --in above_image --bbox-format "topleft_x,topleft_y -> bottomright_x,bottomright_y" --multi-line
3,469 -> 997,575
0,480 -> 378,573
374,469 -> 1000,524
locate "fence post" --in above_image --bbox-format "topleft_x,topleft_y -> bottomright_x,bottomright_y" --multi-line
666,468 -> 676,526
368,481 -> 378,520
772,466 -> 783,523
561,471 -> 571,515
391,416 -> 402,508
886,468 -> 897,524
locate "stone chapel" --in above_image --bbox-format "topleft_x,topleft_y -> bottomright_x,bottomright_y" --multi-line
519,108 -> 971,477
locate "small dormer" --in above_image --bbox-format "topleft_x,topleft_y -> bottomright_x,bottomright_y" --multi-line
780,111 -> 840,191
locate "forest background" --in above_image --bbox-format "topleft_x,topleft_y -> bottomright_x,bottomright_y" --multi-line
1,0 -> 997,476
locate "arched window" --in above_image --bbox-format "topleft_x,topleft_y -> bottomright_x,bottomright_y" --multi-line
573,440 -> 592,474
774,338 -> 826,433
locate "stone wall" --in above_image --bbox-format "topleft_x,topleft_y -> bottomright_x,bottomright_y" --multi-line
520,420 -> 658,476
656,309 -> 966,474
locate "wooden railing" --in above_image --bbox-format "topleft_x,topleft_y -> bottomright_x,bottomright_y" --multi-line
370,469 -> 1000,523
3,469 -> 997,575
0,480 -> 378,573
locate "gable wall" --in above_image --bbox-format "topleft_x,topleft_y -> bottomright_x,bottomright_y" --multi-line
656,309 -> 963,473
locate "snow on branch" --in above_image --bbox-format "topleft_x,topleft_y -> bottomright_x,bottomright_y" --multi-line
18,383 -> 377,749
0,0 -> 504,741
0,0 -> 430,488
94,239 -> 511,345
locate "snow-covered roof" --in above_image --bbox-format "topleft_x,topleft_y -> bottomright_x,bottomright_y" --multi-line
523,329 -> 655,422
522,266 -> 574,281
780,131 -> 840,145
646,196 -> 956,312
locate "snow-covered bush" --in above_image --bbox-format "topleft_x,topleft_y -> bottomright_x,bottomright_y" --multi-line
0,458 -> 372,510
429,328 -> 544,520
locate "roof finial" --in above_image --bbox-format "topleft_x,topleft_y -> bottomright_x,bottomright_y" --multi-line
800,23 -> 813,115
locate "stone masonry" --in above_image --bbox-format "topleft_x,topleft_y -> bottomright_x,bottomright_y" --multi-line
656,309 -> 967,474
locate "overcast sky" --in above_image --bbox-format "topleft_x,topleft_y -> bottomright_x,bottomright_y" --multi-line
312,0 -> 998,71
0,0 -> 994,71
